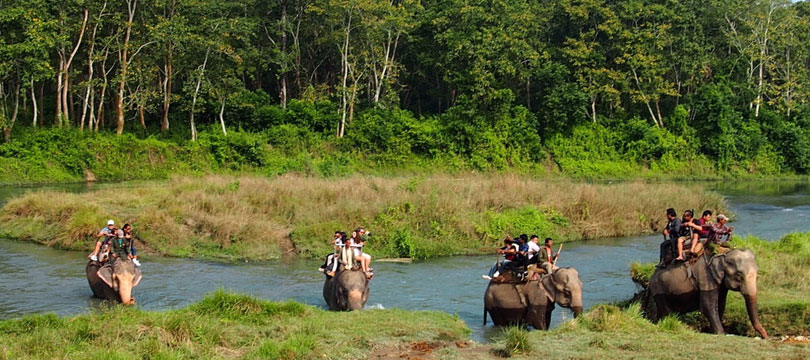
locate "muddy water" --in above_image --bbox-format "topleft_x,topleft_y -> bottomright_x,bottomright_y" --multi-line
1,180 -> 808,342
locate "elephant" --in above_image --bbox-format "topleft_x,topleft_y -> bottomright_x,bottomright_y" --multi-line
322,247 -> 369,311
86,259 -> 141,305
483,267 -> 583,330
323,268 -> 369,311
648,248 -> 768,338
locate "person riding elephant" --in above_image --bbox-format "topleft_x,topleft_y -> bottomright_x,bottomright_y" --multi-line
483,267 -> 583,330
647,248 -> 768,338
323,246 -> 369,311
86,257 -> 141,305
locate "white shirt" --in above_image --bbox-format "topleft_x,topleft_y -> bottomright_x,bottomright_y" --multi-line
527,241 -> 541,260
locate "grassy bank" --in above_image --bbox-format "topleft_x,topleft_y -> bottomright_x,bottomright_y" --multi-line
0,174 -> 725,261
0,290 -> 487,359
630,233 -> 810,337
501,304 -> 810,359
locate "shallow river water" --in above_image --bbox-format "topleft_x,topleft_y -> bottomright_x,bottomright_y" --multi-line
1,180 -> 809,342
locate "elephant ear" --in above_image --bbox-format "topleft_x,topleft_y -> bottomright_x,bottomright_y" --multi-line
709,255 -> 726,285
97,265 -> 114,288
132,267 -> 142,288
540,274 -> 556,303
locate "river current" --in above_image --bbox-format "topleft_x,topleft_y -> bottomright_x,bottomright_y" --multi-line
1,180 -> 808,341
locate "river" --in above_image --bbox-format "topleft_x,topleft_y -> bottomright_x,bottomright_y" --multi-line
1,180 -> 808,342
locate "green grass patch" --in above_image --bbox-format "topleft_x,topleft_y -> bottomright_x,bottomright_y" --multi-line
509,304 -> 810,359
0,290 -> 474,359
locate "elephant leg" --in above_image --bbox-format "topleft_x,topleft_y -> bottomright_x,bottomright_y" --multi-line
700,290 -> 724,334
652,294 -> 671,322
717,287 -> 729,322
545,308 -> 553,330
526,305 -> 547,330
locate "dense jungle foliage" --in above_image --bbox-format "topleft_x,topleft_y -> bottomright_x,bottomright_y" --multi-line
2,0 -> 810,181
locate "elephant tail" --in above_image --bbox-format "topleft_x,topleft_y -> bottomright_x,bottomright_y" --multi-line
483,307 -> 487,326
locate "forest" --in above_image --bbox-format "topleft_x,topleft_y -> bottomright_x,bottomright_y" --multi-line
1,0 -> 810,179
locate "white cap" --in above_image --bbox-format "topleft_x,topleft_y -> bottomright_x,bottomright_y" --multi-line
717,214 -> 728,221
107,219 -> 115,226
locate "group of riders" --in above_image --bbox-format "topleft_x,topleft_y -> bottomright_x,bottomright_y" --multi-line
87,219 -> 141,267
658,208 -> 733,267
319,227 -> 374,280
83,210 -> 730,285
476,208 -> 735,282
483,235 -> 559,282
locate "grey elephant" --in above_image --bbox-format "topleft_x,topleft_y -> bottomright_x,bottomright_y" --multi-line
323,268 -> 369,311
483,267 -> 583,329
648,248 -> 768,338
322,248 -> 369,311
86,259 -> 141,305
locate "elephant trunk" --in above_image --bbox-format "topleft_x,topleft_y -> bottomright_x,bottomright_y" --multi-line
744,294 -> 768,339
113,260 -> 136,306
117,275 -> 135,306
569,290 -> 584,318
347,290 -> 364,311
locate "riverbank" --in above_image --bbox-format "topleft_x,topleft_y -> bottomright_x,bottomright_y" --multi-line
631,232 -> 810,337
2,293 -> 807,359
0,290 -> 490,359
0,174 -> 725,261
512,303 -> 810,359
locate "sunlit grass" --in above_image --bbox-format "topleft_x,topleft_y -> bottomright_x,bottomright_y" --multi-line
0,174 -> 726,261
0,290 -> 472,359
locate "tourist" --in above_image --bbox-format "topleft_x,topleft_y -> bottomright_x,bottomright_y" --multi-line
659,208 -> 680,267
320,231 -> 344,277
676,210 -> 703,260
527,235 -> 541,262
483,237 -> 518,280
89,220 -> 116,262
122,224 -> 140,267
708,214 -> 734,245
694,210 -> 712,243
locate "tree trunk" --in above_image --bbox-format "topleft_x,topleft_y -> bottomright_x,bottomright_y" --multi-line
655,100 -> 664,128
161,45 -> 173,131
62,8 -> 89,127
30,78 -> 38,128
161,0 -> 175,131
338,10 -> 352,138
116,0 -> 137,135
189,49 -> 211,142
2,81 -> 20,141
56,53 -> 65,127
81,4 -> 104,131
279,0 -> 288,108
138,104 -> 146,128
37,83 -> 44,125
219,97 -> 227,136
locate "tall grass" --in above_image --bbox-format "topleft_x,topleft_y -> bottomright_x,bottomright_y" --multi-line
0,174 -> 725,260
0,290 -> 473,360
